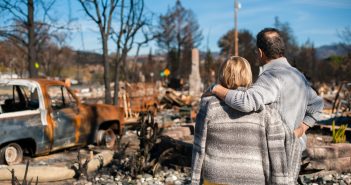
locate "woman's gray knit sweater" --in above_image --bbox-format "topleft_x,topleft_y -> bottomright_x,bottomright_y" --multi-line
191,95 -> 302,185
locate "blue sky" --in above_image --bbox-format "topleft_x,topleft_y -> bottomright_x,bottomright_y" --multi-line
52,0 -> 351,55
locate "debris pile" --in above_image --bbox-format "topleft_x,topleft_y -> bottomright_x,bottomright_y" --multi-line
319,81 -> 350,118
299,171 -> 351,185
160,89 -> 192,108
118,82 -> 159,118
71,108 -> 193,185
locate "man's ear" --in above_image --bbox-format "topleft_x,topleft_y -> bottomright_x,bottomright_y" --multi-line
258,48 -> 268,61
258,48 -> 263,58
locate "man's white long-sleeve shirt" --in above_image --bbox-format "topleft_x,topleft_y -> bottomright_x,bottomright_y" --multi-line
224,57 -> 324,147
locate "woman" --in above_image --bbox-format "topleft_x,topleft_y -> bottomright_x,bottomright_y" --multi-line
191,56 -> 300,185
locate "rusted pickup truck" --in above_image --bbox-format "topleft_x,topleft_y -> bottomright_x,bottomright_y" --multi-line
0,79 -> 124,165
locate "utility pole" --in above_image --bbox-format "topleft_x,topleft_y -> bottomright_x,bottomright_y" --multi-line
77,26 -> 85,83
234,0 -> 239,56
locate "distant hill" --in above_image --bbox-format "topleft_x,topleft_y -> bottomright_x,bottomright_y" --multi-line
316,44 -> 351,60
75,50 -> 103,65
199,51 -> 221,60
76,46 -> 351,64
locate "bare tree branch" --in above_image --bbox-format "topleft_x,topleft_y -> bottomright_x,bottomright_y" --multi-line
78,0 -> 119,104
0,0 -> 27,21
0,30 -> 27,46
111,0 -> 150,104
0,0 -> 71,77
78,0 -> 99,24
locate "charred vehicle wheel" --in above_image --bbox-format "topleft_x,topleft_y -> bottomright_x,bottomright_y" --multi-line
96,128 -> 117,149
0,143 -> 23,165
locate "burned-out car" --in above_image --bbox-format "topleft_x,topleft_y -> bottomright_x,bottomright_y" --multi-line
0,79 -> 124,165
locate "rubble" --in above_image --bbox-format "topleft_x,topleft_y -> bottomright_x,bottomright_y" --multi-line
0,150 -> 113,182
299,171 -> 351,185
4,79 -> 350,185
297,81 -> 351,184
118,82 -> 159,118
301,134 -> 351,173
160,88 -> 193,108
0,126 -> 193,184
319,81 -> 350,118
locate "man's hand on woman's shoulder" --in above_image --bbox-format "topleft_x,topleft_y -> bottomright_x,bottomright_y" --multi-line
294,123 -> 310,138
211,84 -> 229,100
201,83 -> 218,98
201,86 -> 213,98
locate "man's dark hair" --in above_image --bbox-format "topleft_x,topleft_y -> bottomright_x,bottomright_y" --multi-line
256,28 -> 285,60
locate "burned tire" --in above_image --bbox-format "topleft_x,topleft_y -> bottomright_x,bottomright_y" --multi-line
0,143 -> 23,165
96,128 -> 117,149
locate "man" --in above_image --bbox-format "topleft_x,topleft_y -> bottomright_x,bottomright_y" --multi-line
212,28 -> 324,149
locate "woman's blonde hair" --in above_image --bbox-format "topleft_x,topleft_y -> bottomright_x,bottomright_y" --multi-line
218,56 -> 252,89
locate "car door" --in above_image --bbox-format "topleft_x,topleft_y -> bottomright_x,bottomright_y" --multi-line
47,85 -> 79,150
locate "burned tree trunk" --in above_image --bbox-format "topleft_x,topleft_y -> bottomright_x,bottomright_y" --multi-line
27,0 -> 37,77
78,0 -> 117,104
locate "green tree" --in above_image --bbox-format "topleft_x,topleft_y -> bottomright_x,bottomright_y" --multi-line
338,26 -> 351,52
141,49 -> 160,82
295,40 -> 317,82
274,17 -> 299,64
218,29 -> 258,79
202,49 -> 214,89
337,26 -> 351,81
156,0 -> 203,79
